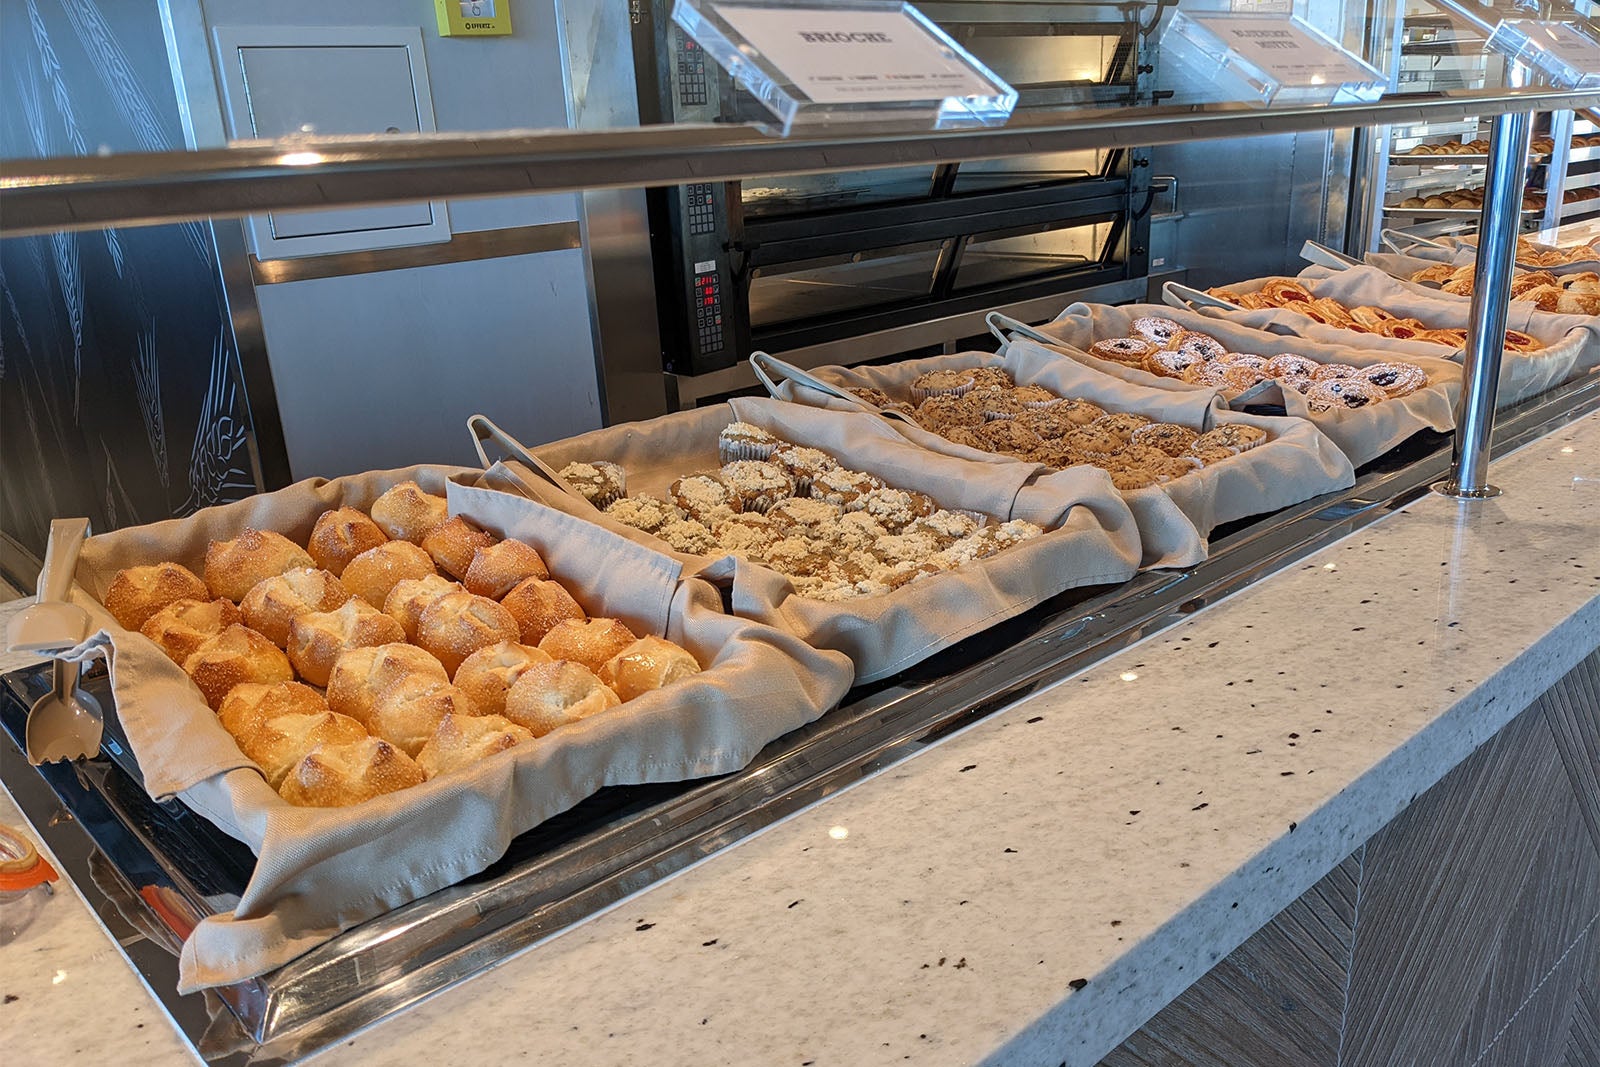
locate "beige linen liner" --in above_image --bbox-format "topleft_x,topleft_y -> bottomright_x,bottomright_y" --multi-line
1023,301 -> 1463,466
1176,265 -> 1599,406
1408,232 -> 1600,275
760,342 -> 1354,568
477,397 -> 1144,684
47,464 -> 853,989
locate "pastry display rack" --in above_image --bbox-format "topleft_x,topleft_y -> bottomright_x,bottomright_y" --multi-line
5,81 -> 1600,1064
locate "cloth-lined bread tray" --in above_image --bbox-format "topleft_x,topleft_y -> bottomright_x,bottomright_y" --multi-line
472,398 -> 1143,684
1386,230 -> 1600,275
756,343 -> 1354,569
43,464 -> 853,989
1019,301 -> 1463,466
1168,265 -> 1598,406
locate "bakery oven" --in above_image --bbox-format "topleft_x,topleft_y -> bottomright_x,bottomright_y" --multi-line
632,0 -> 1165,400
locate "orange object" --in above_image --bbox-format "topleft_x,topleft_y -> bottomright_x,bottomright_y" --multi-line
0,823 -> 58,892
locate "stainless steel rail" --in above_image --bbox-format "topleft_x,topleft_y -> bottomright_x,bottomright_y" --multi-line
5,88 -> 1600,236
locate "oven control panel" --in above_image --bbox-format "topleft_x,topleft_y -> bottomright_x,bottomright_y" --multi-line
677,36 -> 708,107
685,182 -> 717,235
691,260 -> 724,353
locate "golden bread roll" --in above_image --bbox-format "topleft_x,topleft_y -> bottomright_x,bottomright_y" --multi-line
501,578 -> 586,645
417,712 -> 533,779
104,562 -> 209,631
598,636 -> 702,701
453,641 -> 553,717
204,529 -> 314,602
416,590 -> 520,677
368,674 -> 481,756
233,710 -> 369,789
537,617 -> 638,675
279,737 -> 425,807
240,567 -> 350,647
140,597 -> 242,665
504,660 -> 620,736
369,481 -> 449,544
462,538 -> 550,600
287,599 -> 406,687
340,540 -> 436,606
383,574 -> 464,642
421,516 -> 498,581
183,624 -> 293,709
325,642 -> 449,725
307,507 -> 387,577
218,680 -> 328,739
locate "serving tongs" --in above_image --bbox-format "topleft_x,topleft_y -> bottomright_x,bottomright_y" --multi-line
4,518 -> 104,764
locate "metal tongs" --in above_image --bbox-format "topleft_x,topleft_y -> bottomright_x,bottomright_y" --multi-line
4,518 -> 104,764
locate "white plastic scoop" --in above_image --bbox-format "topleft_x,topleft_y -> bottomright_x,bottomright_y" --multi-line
5,519 -> 103,764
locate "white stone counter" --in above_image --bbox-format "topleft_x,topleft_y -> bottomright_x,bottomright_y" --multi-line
3,410 -> 1598,1067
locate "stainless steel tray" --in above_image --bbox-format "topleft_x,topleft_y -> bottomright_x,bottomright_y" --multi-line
1387,152 -> 1550,166
1383,205 -> 1540,218
5,373 -> 1599,1066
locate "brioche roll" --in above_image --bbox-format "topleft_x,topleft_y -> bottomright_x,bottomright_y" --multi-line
105,562 -> 209,631
501,578 -> 586,645
279,737 -> 425,807
307,507 -> 387,577
417,712 -> 533,778
287,599 -> 406,687
453,641 -> 552,717
369,481 -> 449,544
383,574 -> 464,642
421,517 -> 497,581
537,617 -> 638,676
183,624 -> 293,709
325,642 -> 449,725
204,529 -> 315,602
504,660 -> 620,736
240,567 -> 350,647
598,636 -> 702,701
218,680 -> 329,740
368,674 -> 480,756
234,710 -> 369,789
340,540 -> 436,607
140,597 -> 242,665
462,538 -> 549,600
416,590 -> 520,676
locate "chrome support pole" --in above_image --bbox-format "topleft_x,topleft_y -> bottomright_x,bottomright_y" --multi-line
1434,110 -> 1530,500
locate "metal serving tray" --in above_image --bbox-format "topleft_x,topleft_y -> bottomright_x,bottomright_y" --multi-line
1383,205 -> 1541,218
1387,152 -> 1551,166
4,374 -> 1599,1066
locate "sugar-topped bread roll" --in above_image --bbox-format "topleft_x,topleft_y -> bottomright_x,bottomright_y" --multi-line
453,641 -> 552,717
241,567 -> 350,647
325,642 -> 449,725
105,562 -> 210,631
368,674 -> 480,756
369,481 -> 449,544
340,540 -> 436,607
421,516 -> 497,581
382,574 -> 463,642
233,709 -> 369,789
279,737 -> 425,807
462,538 -> 549,600
308,507 -> 387,577
140,597 -> 242,665
218,680 -> 329,739
416,590 -> 520,677
287,599 -> 406,687
183,624 -> 293,709
598,636 -> 702,701
204,529 -> 315,602
538,617 -> 638,675
417,712 -> 533,778
501,578 -> 586,645
504,660 -> 620,736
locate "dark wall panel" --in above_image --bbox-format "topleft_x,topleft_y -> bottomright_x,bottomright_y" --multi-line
0,0 -> 259,570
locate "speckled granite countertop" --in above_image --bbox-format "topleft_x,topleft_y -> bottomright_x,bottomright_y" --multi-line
3,411 -> 1598,1067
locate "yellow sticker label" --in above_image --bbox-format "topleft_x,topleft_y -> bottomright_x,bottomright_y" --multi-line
435,0 -> 513,36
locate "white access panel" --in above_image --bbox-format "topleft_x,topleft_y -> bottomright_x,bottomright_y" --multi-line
213,25 -> 451,258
